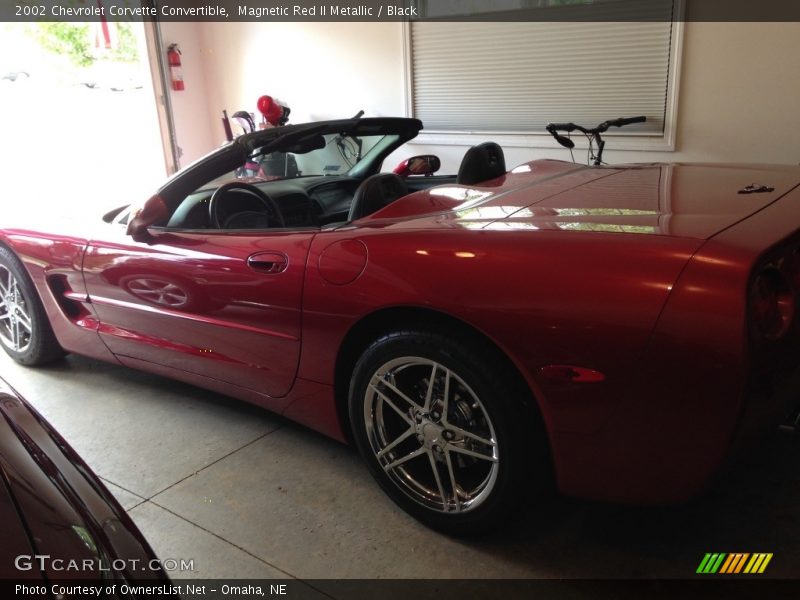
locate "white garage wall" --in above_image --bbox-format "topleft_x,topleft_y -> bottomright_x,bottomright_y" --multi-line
656,21 -> 800,165
158,21 -> 217,166
164,21 -> 800,171
160,20 -> 405,168
199,22 -> 405,126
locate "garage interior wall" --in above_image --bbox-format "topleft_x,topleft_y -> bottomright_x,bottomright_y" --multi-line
158,21 -> 800,171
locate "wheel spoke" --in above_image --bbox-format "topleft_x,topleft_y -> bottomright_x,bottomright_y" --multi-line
383,447 -> 426,472
12,317 -> 21,349
423,363 -> 437,412
445,424 -> 495,448
370,384 -> 414,426
441,368 -> 451,416
428,452 -> 449,511
0,268 -> 32,353
447,444 -> 498,463
15,310 -> 32,333
130,286 -> 153,296
11,279 -> 22,302
376,376 -> 424,411
376,426 -> 416,459
444,449 -> 461,512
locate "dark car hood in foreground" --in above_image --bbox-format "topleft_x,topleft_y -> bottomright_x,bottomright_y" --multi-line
0,377 -> 171,587
375,160 -> 800,240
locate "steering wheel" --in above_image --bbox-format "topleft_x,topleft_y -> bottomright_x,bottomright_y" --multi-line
208,182 -> 286,229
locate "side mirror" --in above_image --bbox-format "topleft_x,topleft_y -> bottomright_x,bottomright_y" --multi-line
392,155 -> 441,178
126,195 -> 168,243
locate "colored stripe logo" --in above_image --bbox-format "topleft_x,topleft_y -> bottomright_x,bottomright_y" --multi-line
696,553 -> 773,574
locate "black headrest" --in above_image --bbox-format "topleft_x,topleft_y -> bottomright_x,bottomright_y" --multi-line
457,142 -> 506,185
348,173 -> 408,221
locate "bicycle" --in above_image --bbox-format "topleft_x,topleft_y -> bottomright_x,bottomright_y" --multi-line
545,116 -> 647,166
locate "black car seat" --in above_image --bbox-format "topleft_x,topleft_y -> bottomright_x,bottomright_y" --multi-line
348,173 -> 409,221
456,142 -> 506,185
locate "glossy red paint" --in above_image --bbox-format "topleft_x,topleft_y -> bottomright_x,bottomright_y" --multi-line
82,228 -> 311,398
378,162 -> 800,239
2,157 -> 799,506
0,230 -> 118,364
318,239 -> 369,285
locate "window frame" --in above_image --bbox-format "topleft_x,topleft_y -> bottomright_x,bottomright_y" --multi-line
401,9 -> 684,152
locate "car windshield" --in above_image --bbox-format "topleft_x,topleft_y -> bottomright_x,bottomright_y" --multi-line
204,132 -> 397,188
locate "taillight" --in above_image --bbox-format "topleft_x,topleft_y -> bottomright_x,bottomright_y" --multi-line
750,266 -> 795,341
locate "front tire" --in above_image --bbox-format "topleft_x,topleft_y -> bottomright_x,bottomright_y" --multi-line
349,330 -> 549,535
0,246 -> 65,365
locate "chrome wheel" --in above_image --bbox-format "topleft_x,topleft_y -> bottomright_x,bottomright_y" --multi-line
363,356 -> 499,514
0,264 -> 33,353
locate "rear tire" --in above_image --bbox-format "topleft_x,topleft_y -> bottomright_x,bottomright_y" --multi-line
0,246 -> 65,366
349,329 -> 549,535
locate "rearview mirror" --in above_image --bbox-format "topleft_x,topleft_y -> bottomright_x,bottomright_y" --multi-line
126,195 -> 168,243
393,155 -> 441,177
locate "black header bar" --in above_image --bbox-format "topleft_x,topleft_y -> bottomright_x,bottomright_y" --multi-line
3,0 -> 800,23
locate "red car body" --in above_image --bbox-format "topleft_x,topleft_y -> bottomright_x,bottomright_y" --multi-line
2,118 -> 799,510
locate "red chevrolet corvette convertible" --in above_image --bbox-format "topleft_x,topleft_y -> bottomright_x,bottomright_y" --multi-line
1,117 -> 798,534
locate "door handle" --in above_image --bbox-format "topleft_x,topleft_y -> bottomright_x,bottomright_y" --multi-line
247,252 -> 288,274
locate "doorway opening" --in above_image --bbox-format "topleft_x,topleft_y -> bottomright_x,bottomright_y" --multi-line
0,21 -> 167,227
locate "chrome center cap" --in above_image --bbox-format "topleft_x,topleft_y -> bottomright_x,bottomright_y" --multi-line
417,419 -> 444,449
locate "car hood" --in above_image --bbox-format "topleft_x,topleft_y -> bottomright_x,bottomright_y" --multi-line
373,160 -> 800,240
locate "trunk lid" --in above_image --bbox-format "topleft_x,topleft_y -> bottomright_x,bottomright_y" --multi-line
472,162 -> 800,239
379,161 -> 800,240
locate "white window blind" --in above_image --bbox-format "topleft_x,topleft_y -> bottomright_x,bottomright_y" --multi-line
409,19 -> 676,136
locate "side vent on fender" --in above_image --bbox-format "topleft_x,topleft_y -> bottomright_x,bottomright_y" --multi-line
46,275 -> 91,321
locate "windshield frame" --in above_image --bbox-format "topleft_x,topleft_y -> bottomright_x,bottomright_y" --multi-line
154,118 -> 422,208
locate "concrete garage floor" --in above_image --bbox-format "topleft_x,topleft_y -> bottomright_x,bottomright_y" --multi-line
2,351 -> 799,585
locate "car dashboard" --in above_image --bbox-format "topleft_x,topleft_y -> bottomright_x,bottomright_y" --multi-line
162,175 -> 362,230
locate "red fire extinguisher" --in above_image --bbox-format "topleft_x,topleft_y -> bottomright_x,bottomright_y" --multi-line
167,43 -> 184,91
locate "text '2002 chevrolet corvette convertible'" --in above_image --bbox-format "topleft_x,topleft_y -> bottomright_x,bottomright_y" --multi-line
1,117 -> 799,534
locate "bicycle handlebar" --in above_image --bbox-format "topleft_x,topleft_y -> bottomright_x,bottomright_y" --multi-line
601,115 -> 647,129
546,116 -> 646,136
546,122 -> 579,133
545,123 -> 578,148
545,116 -> 647,164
